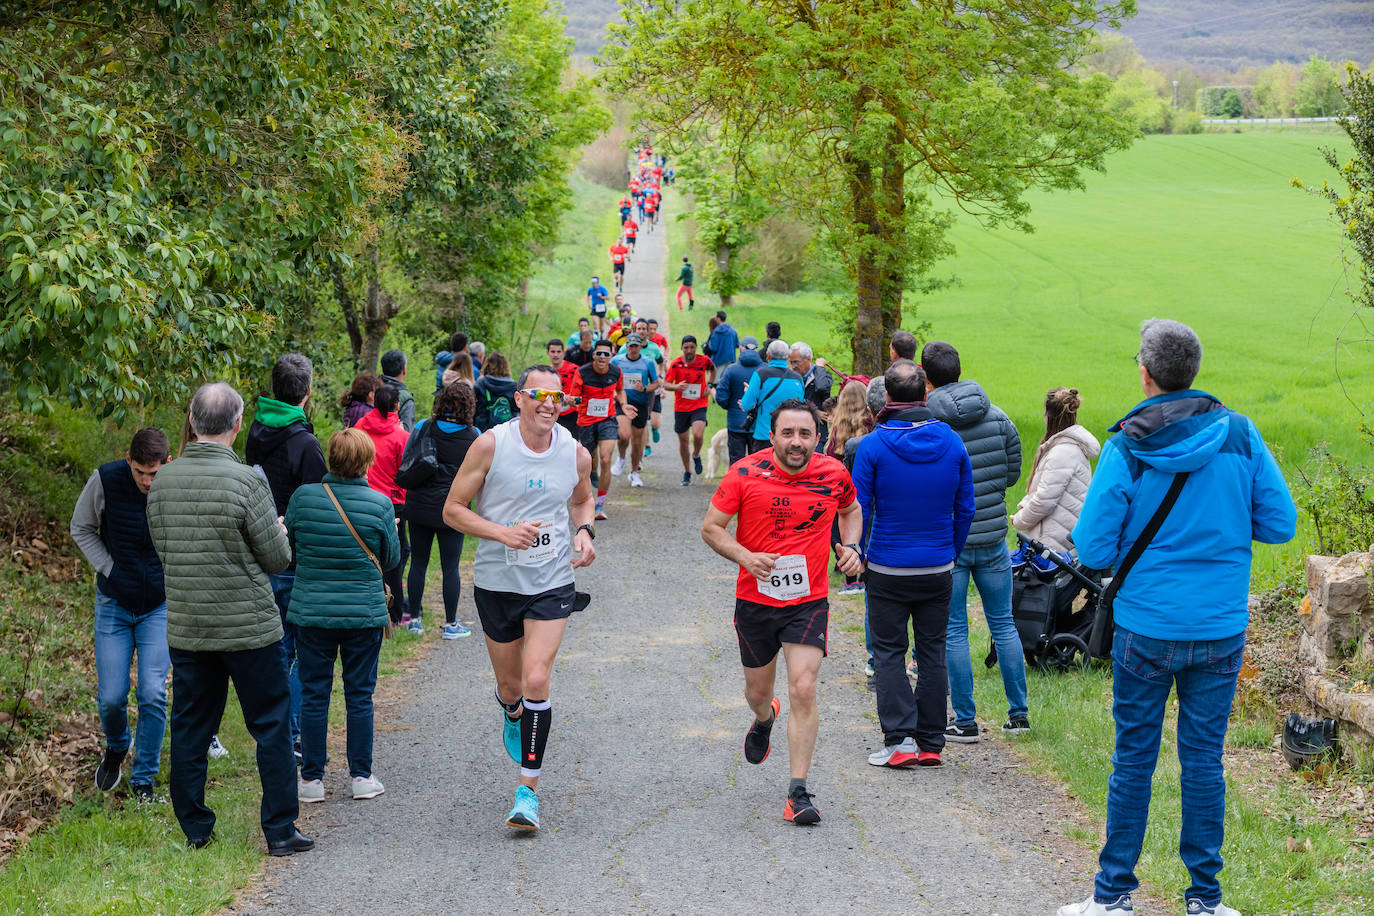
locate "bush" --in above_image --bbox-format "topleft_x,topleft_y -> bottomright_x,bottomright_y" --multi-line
1167,108 -> 1205,134
1197,85 -> 1256,117
1295,439 -> 1374,557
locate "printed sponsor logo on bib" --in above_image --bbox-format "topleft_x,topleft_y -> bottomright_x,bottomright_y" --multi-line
587,397 -> 611,418
758,554 -> 809,601
683,383 -> 702,400
505,519 -> 559,566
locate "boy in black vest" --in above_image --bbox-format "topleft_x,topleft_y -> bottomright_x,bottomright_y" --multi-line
70,427 -> 172,800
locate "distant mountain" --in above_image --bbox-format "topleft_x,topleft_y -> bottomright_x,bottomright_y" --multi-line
562,0 -> 1374,69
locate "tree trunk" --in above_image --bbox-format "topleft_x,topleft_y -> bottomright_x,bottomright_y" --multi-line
879,147 -> 906,352
518,277 -> 530,316
715,242 -> 733,308
359,247 -> 399,374
850,158 -> 884,376
331,258 -> 363,364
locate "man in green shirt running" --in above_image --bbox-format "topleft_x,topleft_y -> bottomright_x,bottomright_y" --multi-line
675,256 -> 694,311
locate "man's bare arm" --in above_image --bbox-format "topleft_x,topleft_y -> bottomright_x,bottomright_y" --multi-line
443,432 -> 539,550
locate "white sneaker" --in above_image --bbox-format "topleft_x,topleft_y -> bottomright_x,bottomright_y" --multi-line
352,775 -> 385,800
628,471 -> 643,487
1057,895 -> 1133,916
298,779 -> 325,803
207,735 -> 228,759
1187,899 -> 1241,916
611,457 -> 626,476
867,736 -> 918,768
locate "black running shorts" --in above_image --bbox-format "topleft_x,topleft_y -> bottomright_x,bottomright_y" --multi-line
612,262 -> 625,275
475,583 -> 577,644
652,393 -> 662,414
674,407 -> 708,434
626,399 -> 649,429
577,417 -> 619,447
734,597 -> 829,668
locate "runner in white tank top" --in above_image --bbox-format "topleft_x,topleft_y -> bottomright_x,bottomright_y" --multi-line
443,366 -> 596,833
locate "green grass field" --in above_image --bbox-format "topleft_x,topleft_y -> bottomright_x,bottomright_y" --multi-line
671,132 -> 1367,585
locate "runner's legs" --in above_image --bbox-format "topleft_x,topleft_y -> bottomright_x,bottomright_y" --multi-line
517,617 -> 568,791
741,654 -> 779,724
781,642 -> 823,781
691,419 -> 707,461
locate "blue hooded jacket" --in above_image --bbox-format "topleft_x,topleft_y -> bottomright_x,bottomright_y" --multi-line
706,321 -> 740,367
714,347 -> 764,433
738,359 -> 804,440
1073,390 -> 1296,641
853,407 -> 974,569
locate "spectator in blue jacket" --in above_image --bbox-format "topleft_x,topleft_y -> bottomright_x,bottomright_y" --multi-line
853,360 -> 973,768
713,336 -> 764,466
705,309 -> 740,369
1058,319 -> 1295,916
738,340 -> 804,450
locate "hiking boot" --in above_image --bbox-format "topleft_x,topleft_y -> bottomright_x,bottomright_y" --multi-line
1002,715 -> 1031,735
351,776 -> 385,800
1187,900 -> 1241,916
744,698 -> 780,764
867,737 -> 918,768
945,721 -> 980,744
298,779 -> 325,803
506,786 -> 540,831
1057,895 -> 1133,916
783,785 -> 821,825
95,747 -> 126,792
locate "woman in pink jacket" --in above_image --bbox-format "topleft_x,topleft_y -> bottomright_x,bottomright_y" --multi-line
355,385 -> 411,624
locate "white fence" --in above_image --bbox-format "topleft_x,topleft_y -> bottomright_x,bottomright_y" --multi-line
1201,116 -> 1352,125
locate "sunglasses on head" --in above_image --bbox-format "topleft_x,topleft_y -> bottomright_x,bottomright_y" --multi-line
520,388 -> 567,405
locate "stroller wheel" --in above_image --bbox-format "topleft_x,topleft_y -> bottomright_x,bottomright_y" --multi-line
1039,633 -> 1091,673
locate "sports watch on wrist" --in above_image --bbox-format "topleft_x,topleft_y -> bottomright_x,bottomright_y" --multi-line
575,523 -> 596,540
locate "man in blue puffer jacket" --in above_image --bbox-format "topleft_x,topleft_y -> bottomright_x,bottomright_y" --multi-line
1058,319 -> 1295,916
853,360 -> 974,768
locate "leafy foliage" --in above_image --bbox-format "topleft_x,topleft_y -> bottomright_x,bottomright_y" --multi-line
672,138 -> 770,305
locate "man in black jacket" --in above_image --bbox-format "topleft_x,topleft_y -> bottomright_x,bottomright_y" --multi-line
244,353 -> 327,758
70,427 -> 172,800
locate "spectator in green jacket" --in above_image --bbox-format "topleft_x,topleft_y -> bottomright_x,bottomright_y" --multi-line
286,428 -> 400,804
147,381 -> 313,857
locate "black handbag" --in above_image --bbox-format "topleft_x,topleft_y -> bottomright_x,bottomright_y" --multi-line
743,372 -> 787,434
394,420 -> 438,490
1087,471 -> 1190,659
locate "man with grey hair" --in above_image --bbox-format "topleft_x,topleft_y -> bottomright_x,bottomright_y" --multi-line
714,335 -> 765,467
1058,319 -> 1295,916
148,382 -> 313,857
789,341 -> 834,449
739,339 -> 804,453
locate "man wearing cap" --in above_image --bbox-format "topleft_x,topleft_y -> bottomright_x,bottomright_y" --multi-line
714,336 -> 765,468
611,334 -> 660,489
585,276 -> 610,334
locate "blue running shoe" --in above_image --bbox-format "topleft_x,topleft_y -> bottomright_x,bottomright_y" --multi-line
651,428 -> 660,443
643,445 -> 652,457
503,712 -> 521,764
442,622 -> 471,640
506,786 -> 539,831
693,454 -> 703,475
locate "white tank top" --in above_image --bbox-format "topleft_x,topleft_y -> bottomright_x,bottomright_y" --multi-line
472,419 -> 580,595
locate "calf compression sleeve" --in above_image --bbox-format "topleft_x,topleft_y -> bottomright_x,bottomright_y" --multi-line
495,687 -> 523,720
519,699 -> 552,778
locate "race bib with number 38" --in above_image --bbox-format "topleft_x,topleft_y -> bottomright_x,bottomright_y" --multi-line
757,554 -> 809,601
505,520 -> 559,566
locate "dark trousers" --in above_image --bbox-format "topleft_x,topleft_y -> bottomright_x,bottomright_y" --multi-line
295,626 -> 384,781
168,642 -> 299,843
749,437 -> 771,454
867,569 -> 953,751
383,503 -> 410,623
408,520 -> 464,625
727,430 -> 751,467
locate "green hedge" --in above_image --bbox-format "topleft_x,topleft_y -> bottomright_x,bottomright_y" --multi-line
1197,85 -> 1257,117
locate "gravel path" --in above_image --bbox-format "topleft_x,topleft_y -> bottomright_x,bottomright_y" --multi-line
234,194 -> 1093,916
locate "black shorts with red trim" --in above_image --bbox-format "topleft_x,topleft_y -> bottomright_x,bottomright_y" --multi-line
674,406 -> 708,434
733,596 -> 829,668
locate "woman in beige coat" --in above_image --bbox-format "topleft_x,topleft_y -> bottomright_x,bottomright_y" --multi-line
1012,387 -> 1099,554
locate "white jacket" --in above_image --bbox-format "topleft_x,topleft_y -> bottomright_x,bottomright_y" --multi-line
1012,424 -> 1100,553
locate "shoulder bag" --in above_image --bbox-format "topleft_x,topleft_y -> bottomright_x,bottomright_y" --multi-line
322,483 -> 395,638
743,369 -> 787,434
394,420 -> 438,490
1087,470 -> 1190,659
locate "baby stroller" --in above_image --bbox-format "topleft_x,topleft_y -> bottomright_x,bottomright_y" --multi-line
986,533 -> 1103,673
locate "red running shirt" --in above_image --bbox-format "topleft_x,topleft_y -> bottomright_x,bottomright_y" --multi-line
555,360 -> 579,416
609,244 -> 629,265
710,451 -> 857,606
623,220 -> 638,239
665,354 -> 714,411
567,363 -> 622,426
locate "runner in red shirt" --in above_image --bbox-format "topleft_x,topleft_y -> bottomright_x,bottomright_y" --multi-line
662,335 -> 716,487
609,238 -> 630,290
622,218 -> 638,252
565,339 -> 624,520
701,398 -> 863,827
546,338 -> 580,437
644,197 -> 658,230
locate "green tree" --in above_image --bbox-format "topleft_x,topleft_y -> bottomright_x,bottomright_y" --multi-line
0,1 -> 407,419
673,136 -> 771,307
604,0 -> 1137,372
1219,89 -> 1244,119
1295,56 -> 1346,118
1254,61 -> 1297,118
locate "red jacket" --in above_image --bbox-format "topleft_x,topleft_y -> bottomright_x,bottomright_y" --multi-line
355,408 -> 410,505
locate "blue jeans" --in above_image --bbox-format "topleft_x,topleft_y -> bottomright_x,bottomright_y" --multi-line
295,626 -> 383,781
94,594 -> 170,785
269,572 -> 302,741
1095,626 -> 1245,906
947,541 -> 1028,724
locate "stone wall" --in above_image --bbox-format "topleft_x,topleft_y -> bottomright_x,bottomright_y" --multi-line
1300,550 -> 1374,751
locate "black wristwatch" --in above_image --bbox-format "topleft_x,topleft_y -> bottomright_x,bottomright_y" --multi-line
576,523 -> 596,540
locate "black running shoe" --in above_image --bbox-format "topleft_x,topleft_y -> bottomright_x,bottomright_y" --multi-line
945,721 -> 980,743
130,782 -> 155,803
744,698 -> 780,764
1002,716 -> 1031,735
95,747 -> 126,791
783,785 -> 821,825
693,455 -> 703,475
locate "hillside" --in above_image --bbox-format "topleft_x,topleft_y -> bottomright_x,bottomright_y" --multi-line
562,0 -> 1374,68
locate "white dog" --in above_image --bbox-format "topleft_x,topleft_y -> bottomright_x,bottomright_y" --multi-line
703,427 -> 731,478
